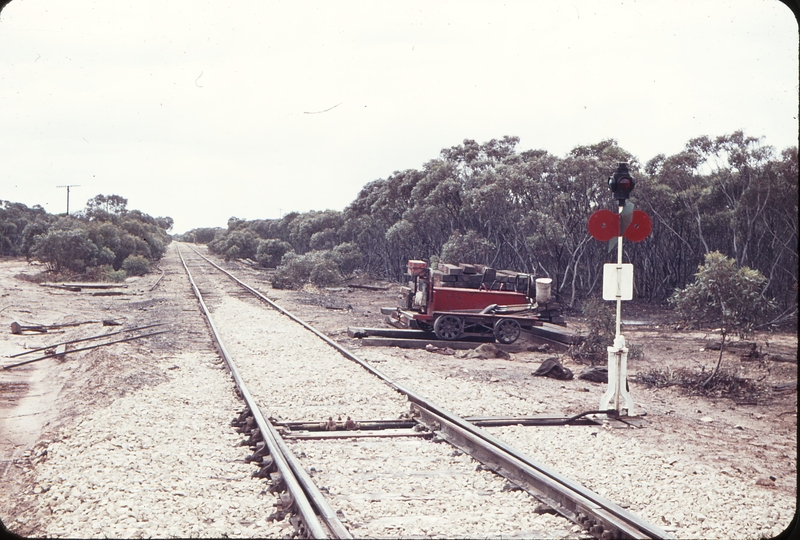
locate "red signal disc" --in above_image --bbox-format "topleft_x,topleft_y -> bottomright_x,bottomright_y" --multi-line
588,209 -> 620,241
622,210 -> 652,242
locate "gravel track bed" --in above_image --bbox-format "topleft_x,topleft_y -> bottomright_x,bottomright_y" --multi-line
18,351 -> 289,538
487,425 -> 794,540
354,348 -> 796,539
286,437 -> 580,539
201,281 -> 584,537
358,348 -> 551,418
209,296 -> 411,423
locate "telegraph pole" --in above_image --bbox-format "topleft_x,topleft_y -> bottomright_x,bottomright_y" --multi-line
56,185 -> 80,215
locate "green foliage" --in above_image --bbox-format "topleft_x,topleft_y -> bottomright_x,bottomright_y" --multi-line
86,265 -> 127,282
256,239 -> 292,268
0,201 -> 54,257
670,251 -> 775,338
208,229 -> 261,261
670,251 -> 776,386
106,268 -> 127,282
288,210 -> 343,254
4,194 -> 172,276
85,194 -> 128,218
176,227 -> 222,244
271,251 -> 312,289
271,250 -> 343,289
194,131 -> 797,307
309,258 -> 341,287
122,255 -> 150,276
30,228 -> 98,273
331,242 -> 363,276
440,230 -> 494,265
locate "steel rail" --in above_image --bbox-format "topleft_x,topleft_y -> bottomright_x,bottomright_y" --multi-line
6,323 -> 166,358
177,245 -> 350,539
2,330 -> 169,370
188,244 -> 675,539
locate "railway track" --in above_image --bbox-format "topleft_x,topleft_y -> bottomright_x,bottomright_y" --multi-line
176,243 -> 674,539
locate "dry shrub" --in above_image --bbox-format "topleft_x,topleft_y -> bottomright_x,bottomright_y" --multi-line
570,297 -> 644,364
633,366 -> 770,403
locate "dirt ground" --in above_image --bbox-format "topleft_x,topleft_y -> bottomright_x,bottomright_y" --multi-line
0,256 -> 183,536
0,251 -> 796,536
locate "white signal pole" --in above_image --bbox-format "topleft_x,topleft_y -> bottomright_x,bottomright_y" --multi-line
599,203 -> 635,416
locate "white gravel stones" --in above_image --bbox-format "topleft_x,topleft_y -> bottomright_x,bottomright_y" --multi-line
210,296 -> 411,423
354,348 -> 796,539
488,425 -> 794,540
361,348 -> 550,418
24,351 -> 289,539
203,296 -> 583,537
288,437 -> 575,539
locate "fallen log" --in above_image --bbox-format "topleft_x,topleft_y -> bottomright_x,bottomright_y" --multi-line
41,282 -> 128,289
346,284 -> 390,291
39,284 -> 82,292
772,381 -> 797,394
11,319 -> 110,334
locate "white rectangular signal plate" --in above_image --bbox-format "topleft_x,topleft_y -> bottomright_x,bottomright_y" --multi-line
603,263 -> 633,301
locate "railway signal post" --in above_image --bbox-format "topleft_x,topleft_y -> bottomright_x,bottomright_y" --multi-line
588,163 -> 651,416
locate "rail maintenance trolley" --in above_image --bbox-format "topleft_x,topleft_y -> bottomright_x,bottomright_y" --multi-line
384,260 -> 565,345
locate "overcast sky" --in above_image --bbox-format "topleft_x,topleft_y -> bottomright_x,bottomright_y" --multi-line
1,0 -> 797,234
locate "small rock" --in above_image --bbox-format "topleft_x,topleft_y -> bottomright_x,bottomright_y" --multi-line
533,503 -> 557,514
755,477 -> 775,487
464,343 -> 510,360
700,416 -> 713,423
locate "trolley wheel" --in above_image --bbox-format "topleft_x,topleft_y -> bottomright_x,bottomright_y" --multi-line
434,315 -> 464,341
493,318 -> 521,344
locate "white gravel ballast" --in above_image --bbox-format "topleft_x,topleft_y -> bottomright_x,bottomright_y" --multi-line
208,296 -> 412,423
14,351 -> 290,539
356,347 -> 797,540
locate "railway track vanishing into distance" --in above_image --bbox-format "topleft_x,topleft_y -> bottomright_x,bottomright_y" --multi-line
176,243 -> 675,539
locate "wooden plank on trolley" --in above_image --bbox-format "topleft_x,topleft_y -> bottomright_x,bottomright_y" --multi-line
360,337 -> 491,349
284,429 -> 431,440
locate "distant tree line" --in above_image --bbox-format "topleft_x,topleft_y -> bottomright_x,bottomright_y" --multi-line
0,194 -> 173,279
178,131 -> 797,310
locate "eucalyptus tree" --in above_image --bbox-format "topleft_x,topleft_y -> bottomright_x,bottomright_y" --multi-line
671,251 -> 776,386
